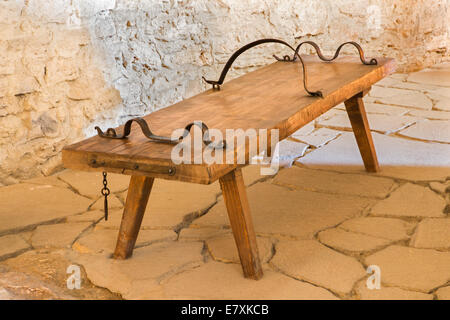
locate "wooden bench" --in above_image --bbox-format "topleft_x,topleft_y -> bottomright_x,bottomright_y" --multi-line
63,50 -> 395,280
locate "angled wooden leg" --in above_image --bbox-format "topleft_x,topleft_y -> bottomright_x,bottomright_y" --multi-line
344,92 -> 380,172
219,168 -> 263,280
113,175 -> 154,259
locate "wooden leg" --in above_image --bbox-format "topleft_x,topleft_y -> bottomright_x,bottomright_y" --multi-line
344,93 -> 380,172
219,168 -> 263,280
113,175 -> 154,259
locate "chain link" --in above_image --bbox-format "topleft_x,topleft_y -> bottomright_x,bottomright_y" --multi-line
101,171 -> 110,221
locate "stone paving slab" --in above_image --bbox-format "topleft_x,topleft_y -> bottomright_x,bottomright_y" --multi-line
2,250 -> 120,300
206,234 -> 273,264
429,181 -> 450,194
354,281 -> 433,300
434,97 -> 450,112
115,179 -> 220,229
370,183 -> 446,218
193,182 -> 373,239
271,240 -> 366,295
365,245 -> 450,292
398,120 -> 450,143
297,132 -> 450,181
161,262 -> 338,300
407,109 -> 450,120
178,226 -> 231,241
318,228 -> 391,254
436,286 -> 450,300
335,102 -> 410,115
73,228 -> 177,255
58,170 -> 131,199
338,217 -> 413,242
66,210 -> 104,223
290,128 -> 341,148
318,113 -> 418,134
72,241 -> 204,299
90,194 -> 123,211
409,218 -> 450,250
273,166 -> 395,198
273,139 -> 309,167
0,235 -> 30,261
0,183 -> 92,235
31,222 -> 92,249
368,86 -> 432,110
407,69 -> 450,87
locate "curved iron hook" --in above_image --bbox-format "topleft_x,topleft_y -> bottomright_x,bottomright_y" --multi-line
95,117 -> 226,149
202,38 -> 323,97
285,41 -> 377,65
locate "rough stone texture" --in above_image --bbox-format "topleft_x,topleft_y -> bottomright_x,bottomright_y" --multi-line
336,101 -> 409,115
178,227 -> 231,241
241,164 -> 275,185
115,179 -> 219,229
0,183 -> 92,235
74,241 -> 204,299
370,183 -> 446,218
407,109 -> 450,120
355,282 -> 433,300
365,245 -> 450,292
0,1 -> 122,185
73,228 -> 177,255
408,70 -> 450,87
193,182 -> 373,239
273,140 -> 309,167
290,122 -> 315,138
66,210 -> 104,223
368,86 -> 433,110
429,181 -> 450,194
273,166 -> 395,198
31,222 -> 92,249
271,240 -> 366,294
398,120 -> 450,143
23,176 -> 69,189
0,235 -> 30,260
291,128 -> 341,148
58,170 -> 130,199
339,217 -> 412,242
318,113 -> 418,134
90,194 -> 123,210
2,250 -> 120,300
161,262 -> 338,300
410,218 -> 450,250
436,286 -> 450,300
318,228 -> 391,254
0,269 -> 73,300
297,132 -> 450,181
206,234 -> 273,264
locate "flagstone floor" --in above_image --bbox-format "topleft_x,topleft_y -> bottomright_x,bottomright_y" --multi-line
0,63 -> 449,300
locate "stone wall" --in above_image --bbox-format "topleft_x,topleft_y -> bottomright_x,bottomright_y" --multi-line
0,0 -> 122,185
0,0 -> 449,185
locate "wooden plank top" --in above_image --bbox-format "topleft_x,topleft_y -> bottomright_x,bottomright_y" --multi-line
63,55 -> 395,184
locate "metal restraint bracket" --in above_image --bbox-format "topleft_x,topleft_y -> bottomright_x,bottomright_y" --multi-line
202,38 -> 377,97
94,118 -> 226,219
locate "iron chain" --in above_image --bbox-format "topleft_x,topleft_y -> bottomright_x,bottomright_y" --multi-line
101,171 -> 110,221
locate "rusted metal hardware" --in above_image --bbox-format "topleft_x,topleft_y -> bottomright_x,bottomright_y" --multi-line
95,117 -> 226,149
202,38 -> 322,97
90,156 -> 176,176
101,171 -> 110,221
203,38 -> 377,97
276,41 -> 378,65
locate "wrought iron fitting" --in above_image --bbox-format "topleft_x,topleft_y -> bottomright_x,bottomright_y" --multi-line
95,117 -> 226,149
